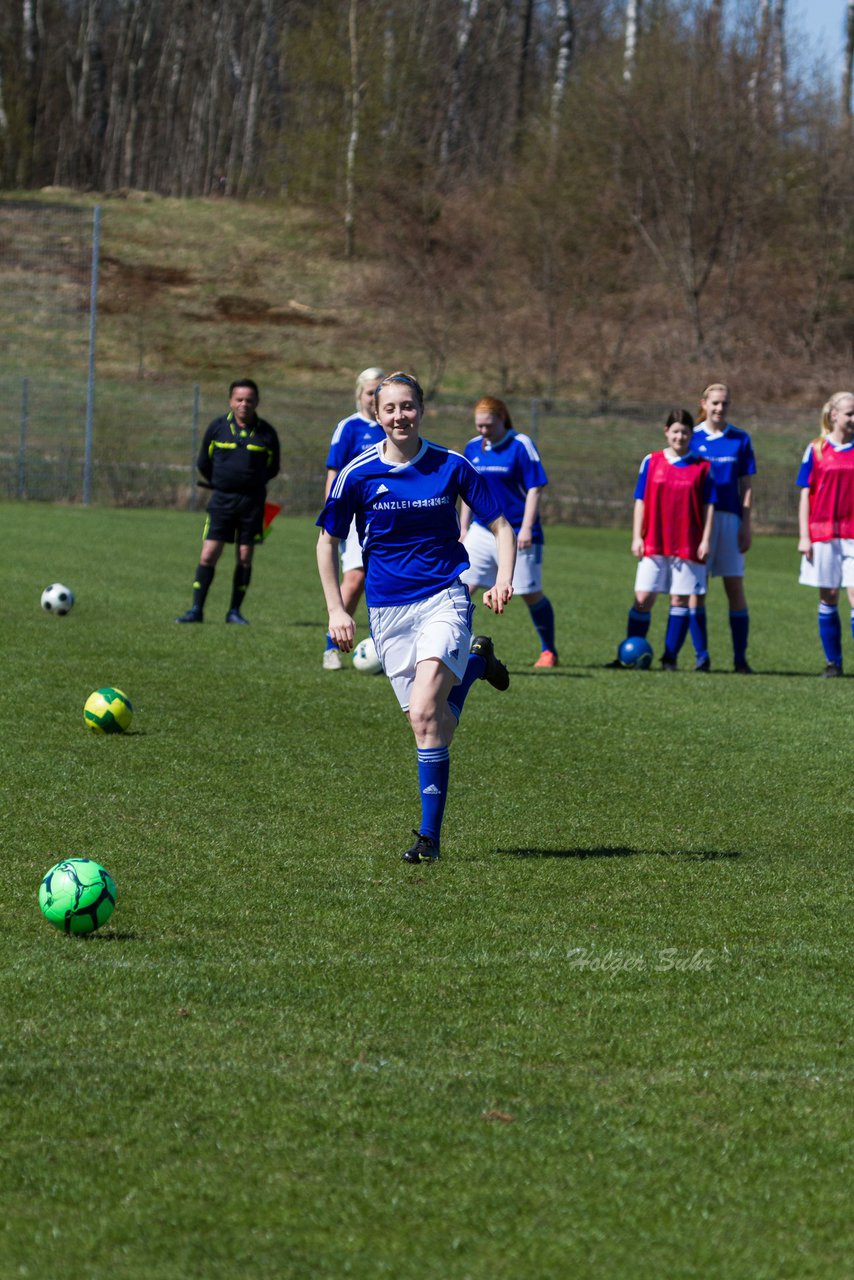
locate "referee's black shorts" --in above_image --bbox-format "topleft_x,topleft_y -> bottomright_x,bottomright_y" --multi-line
203,491 -> 265,545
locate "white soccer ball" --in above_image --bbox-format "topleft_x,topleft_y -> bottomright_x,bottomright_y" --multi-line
352,636 -> 383,674
41,583 -> 75,615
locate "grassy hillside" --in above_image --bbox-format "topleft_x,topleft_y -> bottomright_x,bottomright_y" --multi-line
0,190 -> 839,529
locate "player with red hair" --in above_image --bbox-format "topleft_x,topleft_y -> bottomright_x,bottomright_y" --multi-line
460,397 -> 559,667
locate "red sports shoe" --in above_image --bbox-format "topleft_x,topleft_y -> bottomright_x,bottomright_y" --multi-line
534,650 -> 558,668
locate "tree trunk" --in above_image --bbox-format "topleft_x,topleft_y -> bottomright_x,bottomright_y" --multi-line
344,0 -> 361,258
845,0 -> 853,116
771,0 -> 785,127
550,0 -> 575,144
624,0 -> 642,84
439,0 -> 480,176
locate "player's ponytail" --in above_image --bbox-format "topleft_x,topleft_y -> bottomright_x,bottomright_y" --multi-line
819,391 -> 854,438
697,382 -> 730,425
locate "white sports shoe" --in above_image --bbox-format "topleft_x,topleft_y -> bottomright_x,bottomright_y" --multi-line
322,648 -> 343,670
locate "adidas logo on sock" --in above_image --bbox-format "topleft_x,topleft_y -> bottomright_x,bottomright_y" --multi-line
422,784 -> 442,795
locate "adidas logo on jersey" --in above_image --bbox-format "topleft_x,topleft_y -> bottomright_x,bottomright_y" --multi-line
375,484 -> 389,495
422,784 -> 442,795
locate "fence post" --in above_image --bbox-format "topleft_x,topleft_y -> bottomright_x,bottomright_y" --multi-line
530,398 -> 540,443
82,204 -> 101,505
190,384 -> 200,510
18,377 -> 29,499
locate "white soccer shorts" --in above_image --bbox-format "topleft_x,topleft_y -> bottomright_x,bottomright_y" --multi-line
369,582 -> 474,711
799,538 -> 854,588
339,516 -> 364,573
634,554 -> 707,596
707,511 -> 745,578
461,520 -> 542,595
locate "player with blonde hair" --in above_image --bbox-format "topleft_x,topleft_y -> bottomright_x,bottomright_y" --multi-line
796,391 -> 854,676
688,383 -> 756,672
321,366 -> 386,668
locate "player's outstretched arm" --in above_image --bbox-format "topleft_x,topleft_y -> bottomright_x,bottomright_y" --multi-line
317,530 -> 356,650
483,516 -> 516,614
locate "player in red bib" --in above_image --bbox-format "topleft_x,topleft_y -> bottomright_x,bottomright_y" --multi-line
612,410 -> 715,671
796,391 -> 854,677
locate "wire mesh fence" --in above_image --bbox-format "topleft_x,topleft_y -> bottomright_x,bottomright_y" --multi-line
0,198 -> 808,531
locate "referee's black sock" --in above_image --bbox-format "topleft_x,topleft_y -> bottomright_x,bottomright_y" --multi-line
192,564 -> 215,612
230,563 -> 252,613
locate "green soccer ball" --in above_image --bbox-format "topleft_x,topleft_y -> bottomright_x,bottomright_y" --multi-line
39,858 -> 117,935
84,687 -> 133,734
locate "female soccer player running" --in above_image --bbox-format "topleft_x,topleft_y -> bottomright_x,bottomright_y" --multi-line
688,383 -> 756,672
321,366 -> 386,669
316,372 -> 516,863
796,391 -> 854,677
613,410 -> 715,670
459,397 -> 559,667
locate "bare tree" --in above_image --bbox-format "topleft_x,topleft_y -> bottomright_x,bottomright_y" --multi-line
439,0 -> 479,176
344,0 -> 362,257
846,0 -> 853,117
623,0 -> 642,83
550,0 -> 575,145
771,0 -> 785,127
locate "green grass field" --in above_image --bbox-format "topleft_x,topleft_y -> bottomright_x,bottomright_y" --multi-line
2,504 -> 852,1279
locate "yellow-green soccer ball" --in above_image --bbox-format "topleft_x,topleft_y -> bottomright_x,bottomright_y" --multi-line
39,858 -> 117,935
83,687 -> 133,734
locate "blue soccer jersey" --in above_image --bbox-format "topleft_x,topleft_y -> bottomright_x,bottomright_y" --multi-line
317,440 -> 502,606
463,430 -> 549,541
690,424 -> 756,517
325,413 -> 386,471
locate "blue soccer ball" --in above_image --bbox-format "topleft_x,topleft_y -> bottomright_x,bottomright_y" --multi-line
618,636 -> 653,669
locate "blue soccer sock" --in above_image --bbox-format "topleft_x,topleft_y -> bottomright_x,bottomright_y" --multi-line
664,606 -> 690,660
528,597 -> 557,654
729,609 -> 750,665
819,603 -> 842,665
325,632 -> 338,651
417,746 -> 450,845
626,606 -> 651,639
447,652 -> 486,721
689,606 -> 709,662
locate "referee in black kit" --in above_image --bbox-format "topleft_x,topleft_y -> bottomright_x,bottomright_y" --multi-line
176,379 -> 280,625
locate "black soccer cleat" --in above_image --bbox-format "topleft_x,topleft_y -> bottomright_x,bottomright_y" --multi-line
176,607 -> 203,623
401,831 -> 440,864
695,657 -> 712,673
733,661 -> 754,674
470,635 -> 510,691
821,661 -> 843,678
226,609 -> 250,625
660,655 -> 678,672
